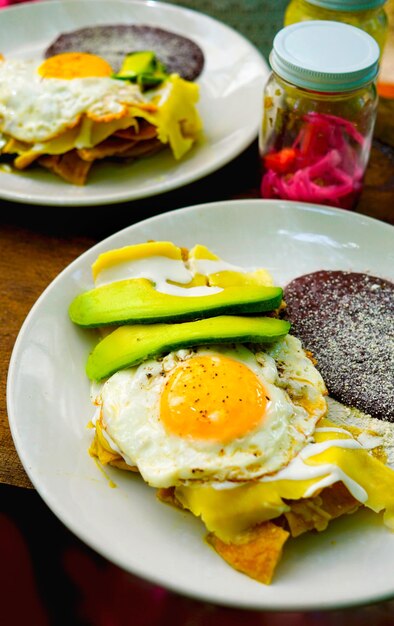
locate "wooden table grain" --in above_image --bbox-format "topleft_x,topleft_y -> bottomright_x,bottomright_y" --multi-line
1,98 -> 394,490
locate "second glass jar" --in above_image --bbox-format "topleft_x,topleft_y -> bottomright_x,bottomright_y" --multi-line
284,0 -> 388,56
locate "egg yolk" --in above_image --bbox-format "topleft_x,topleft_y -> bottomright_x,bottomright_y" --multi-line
38,52 -> 113,79
160,355 -> 269,443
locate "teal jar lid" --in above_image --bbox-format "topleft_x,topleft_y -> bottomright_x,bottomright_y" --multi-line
270,21 -> 379,92
305,1 -> 386,10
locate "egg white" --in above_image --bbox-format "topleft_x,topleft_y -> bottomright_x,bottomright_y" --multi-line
0,59 -> 144,144
93,335 -> 327,488
325,396 -> 394,467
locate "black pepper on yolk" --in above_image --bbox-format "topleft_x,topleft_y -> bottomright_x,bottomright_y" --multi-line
160,355 -> 269,443
38,52 -> 114,79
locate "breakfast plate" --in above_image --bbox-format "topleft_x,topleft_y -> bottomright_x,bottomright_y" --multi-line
0,0 -> 268,206
7,199 -> 394,610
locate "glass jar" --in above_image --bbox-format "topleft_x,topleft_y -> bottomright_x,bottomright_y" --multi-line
284,0 -> 388,56
259,21 -> 379,209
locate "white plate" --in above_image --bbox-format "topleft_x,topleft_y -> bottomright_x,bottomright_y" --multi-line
7,199 -> 394,610
0,0 -> 268,206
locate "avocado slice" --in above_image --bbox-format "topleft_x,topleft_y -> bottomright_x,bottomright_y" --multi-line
137,71 -> 168,88
69,278 -> 284,328
86,315 -> 291,381
120,51 -> 157,75
113,51 -> 168,88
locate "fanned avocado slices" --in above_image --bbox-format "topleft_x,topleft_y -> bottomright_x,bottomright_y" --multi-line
86,315 -> 291,381
69,278 -> 284,327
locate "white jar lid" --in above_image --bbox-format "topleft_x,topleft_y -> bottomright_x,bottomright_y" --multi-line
270,21 -> 379,92
306,0 -> 386,10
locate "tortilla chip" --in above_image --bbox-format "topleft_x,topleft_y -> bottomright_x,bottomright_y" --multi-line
88,427 -> 139,473
14,151 -> 41,169
108,459 -> 139,472
156,487 -> 182,508
207,521 -> 289,585
114,121 -> 158,141
2,138 -> 33,165
285,482 -> 360,537
39,151 -> 92,185
119,138 -> 163,158
77,137 -> 137,162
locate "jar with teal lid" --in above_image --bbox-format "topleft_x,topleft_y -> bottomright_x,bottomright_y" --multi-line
284,0 -> 388,57
259,21 -> 379,209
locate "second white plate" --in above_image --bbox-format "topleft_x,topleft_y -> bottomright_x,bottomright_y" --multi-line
0,0 -> 268,206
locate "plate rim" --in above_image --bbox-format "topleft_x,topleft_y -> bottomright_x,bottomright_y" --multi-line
0,0 -> 268,206
6,198 -> 394,610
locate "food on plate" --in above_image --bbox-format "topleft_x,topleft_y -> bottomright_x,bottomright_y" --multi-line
283,271 -> 394,421
113,51 -> 168,89
85,315 -> 291,381
69,278 -> 283,328
45,24 -> 205,81
69,240 -> 283,327
260,112 -> 368,209
324,397 -> 394,468
70,242 -> 394,585
0,49 -> 202,184
283,268 -> 394,484
92,336 -> 327,487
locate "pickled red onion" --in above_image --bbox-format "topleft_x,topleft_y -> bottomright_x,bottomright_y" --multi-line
261,112 -> 366,208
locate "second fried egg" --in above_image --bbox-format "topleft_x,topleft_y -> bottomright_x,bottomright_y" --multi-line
0,55 -> 144,144
94,335 -> 327,488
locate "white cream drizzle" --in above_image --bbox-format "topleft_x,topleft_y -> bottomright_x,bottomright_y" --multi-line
209,426 -> 370,503
95,403 -> 370,502
259,427 -> 368,501
94,256 -> 223,296
191,259 -> 255,275
156,283 -> 223,297
95,257 -> 191,287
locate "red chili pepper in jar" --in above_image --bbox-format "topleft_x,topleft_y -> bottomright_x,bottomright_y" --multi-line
263,147 -> 298,174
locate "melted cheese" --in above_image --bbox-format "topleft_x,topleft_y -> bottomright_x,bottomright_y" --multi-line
91,241 -> 274,297
175,418 -> 394,542
1,74 -> 202,163
131,75 -> 202,160
92,411 -> 394,542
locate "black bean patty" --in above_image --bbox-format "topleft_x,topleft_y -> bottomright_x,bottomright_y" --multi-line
45,24 -> 205,81
283,271 -> 394,422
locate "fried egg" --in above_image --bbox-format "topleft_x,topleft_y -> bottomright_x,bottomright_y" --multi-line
93,335 -> 327,488
0,54 -> 202,177
0,54 -> 145,144
325,397 -> 394,467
